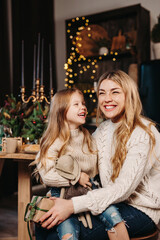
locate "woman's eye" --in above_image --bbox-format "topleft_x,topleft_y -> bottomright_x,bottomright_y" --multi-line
99,92 -> 104,95
112,91 -> 119,94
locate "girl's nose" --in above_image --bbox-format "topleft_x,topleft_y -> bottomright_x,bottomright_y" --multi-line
81,104 -> 87,110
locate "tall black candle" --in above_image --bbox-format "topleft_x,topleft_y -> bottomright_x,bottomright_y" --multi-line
49,44 -> 53,90
33,45 -> 36,89
36,33 -> 40,79
41,39 -> 44,85
21,40 -> 24,86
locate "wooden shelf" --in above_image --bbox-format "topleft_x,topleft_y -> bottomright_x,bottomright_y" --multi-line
65,4 -> 150,115
72,50 -> 134,63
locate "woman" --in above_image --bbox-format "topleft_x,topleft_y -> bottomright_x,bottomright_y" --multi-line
38,70 -> 160,239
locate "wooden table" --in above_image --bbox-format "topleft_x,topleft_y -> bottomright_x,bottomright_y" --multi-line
0,152 -> 36,240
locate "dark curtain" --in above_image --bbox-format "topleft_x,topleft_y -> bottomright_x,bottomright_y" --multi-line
0,0 -> 11,106
0,0 -> 56,195
0,0 -> 56,106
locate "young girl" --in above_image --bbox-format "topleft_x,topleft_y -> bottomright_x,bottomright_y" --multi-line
34,88 -> 130,240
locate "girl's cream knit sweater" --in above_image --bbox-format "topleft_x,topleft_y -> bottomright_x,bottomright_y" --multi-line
37,128 -> 98,187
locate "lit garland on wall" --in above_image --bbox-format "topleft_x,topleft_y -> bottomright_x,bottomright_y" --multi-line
64,16 -> 118,103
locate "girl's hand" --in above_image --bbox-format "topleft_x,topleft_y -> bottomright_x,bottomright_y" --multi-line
39,198 -> 74,229
78,172 -> 92,188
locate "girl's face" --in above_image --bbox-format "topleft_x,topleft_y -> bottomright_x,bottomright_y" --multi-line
98,79 -> 125,123
66,91 -> 87,129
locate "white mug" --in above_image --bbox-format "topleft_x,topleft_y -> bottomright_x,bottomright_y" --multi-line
6,138 -> 18,153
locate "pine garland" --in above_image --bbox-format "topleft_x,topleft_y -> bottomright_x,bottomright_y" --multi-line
0,94 -> 22,137
21,102 -> 48,143
0,95 -> 49,143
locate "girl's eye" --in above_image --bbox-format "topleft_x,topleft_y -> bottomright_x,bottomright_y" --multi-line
74,103 -> 79,106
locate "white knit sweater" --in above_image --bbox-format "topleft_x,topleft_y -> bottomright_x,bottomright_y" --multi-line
37,128 -> 98,187
72,119 -> 160,225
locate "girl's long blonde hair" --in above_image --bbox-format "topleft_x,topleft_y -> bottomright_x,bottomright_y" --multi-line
96,70 -> 156,182
33,88 -> 95,169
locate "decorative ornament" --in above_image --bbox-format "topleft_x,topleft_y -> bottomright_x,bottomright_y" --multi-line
73,24 -> 111,57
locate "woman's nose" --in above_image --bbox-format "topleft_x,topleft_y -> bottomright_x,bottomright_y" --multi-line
104,93 -> 112,102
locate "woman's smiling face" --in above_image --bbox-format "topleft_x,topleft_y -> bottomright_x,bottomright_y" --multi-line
98,79 -> 125,123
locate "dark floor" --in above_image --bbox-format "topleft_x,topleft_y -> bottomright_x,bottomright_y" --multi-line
0,193 -> 18,238
0,185 -> 47,238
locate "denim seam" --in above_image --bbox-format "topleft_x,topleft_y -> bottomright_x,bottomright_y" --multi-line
133,220 -> 155,236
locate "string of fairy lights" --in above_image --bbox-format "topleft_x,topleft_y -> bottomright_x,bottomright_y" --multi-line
64,16 -> 119,104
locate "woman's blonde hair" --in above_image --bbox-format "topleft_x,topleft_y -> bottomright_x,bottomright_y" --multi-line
33,88 -> 95,169
96,70 -> 156,182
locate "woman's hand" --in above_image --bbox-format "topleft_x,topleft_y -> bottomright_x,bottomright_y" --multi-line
78,172 -> 92,188
39,197 -> 74,229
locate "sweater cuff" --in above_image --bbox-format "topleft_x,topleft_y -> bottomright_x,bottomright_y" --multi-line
72,195 -> 89,214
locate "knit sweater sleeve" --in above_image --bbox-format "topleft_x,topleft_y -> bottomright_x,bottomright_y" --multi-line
72,125 -> 153,215
37,139 -> 70,187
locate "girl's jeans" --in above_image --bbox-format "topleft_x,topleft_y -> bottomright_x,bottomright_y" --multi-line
35,202 -> 157,240
51,187 -> 80,240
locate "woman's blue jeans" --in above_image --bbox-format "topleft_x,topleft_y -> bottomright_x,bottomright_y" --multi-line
35,202 -> 157,240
